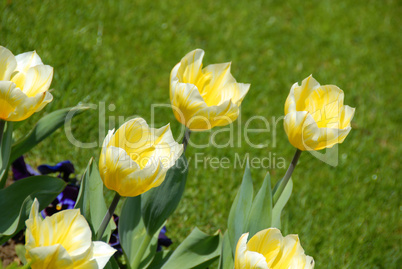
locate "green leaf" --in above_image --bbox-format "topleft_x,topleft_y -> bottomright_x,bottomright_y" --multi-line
247,172 -> 273,238
0,121 -> 13,188
148,251 -> 173,269
10,106 -> 89,163
161,227 -> 222,269
104,256 -> 120,269
119,196 -> 162,269
227,164 -> 253,256
271,178 -> 293,229
119,196 -> 142,268
15,244 -> 27,265
0,176 -> 66,241
74,158 -> 115,241
219,231 -> 234,269
141,154 -> 188,235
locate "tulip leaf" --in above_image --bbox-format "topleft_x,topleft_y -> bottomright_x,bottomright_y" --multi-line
246,172 -> 273,238
104,257 -> 120,269
141,154 -> 188,235
219,231 -> 234,269
148,251 -> 173,269
119,196 -> 162,269
0,175 -> 66,243
161,227 -> 222,269
271,178 -> 293,229
0,121 -> 13,189
227,164 -> 254,256
10,106 -> 89,163
75,158 -> 115,241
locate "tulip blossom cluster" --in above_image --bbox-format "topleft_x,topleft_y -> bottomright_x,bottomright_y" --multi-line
0,44 -> 356,268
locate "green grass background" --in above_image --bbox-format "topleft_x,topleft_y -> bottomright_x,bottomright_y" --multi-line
1,0 -> 401,267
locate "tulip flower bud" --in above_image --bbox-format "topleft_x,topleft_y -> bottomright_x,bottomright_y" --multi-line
235,228 -> 314,269
170,49 -> 250,131
25,199 -> 116,269
0,46 -> 53,121
284,75 -> 355,151
99,117 -> 183,197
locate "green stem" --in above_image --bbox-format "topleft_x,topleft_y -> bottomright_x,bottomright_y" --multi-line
273,149 -> 302,204
96,192 -> 121,241
182,128 -> 191,153
131,232 -> 152,269
0,120 -> 5,147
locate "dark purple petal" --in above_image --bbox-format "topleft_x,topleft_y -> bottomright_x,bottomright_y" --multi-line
157,226 -> 172,251
38,161 -> 75,181
12,156 -> 40,180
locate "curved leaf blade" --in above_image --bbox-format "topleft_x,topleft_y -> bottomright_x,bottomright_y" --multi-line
0,176 -> 66,239
141,154 -> 188,235
10,106 -> 89,163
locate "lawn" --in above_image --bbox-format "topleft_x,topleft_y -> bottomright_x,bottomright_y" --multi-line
1,0 -> 401,268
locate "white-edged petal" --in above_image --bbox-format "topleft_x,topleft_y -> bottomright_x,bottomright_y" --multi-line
91,241 -> 117,269
27,244 -> 73,269
23,64 -> 54,96
0,46 -> 17,80
15,51 -> 43,73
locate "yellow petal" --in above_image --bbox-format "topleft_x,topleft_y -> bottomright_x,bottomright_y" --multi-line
0,46 -> 17,81
176,49 -> 205,84
22,64 -> 54,97
15,51 -> 43,74
91,241 -> 117,268
284,111 -> 320,151
247,228 -> 283,267
27,244 -> 74,269
235,233 -> 269,269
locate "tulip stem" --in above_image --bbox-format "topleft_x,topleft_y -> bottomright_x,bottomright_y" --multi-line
182,128 -> 191,153
131,232 -> 152,269
97,192 -> 121,241
0,120 -> 5,146
273,149 -> 302,204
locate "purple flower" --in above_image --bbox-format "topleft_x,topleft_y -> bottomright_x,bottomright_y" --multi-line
11,156 -> 79,217
41,185 -> 79,217
157,226 -> 172,251
37,160 -> 75,182
12,156 -> 40,180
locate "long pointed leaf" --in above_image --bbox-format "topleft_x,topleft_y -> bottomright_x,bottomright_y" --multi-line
119,196 -> 162,269
219,231 -> 234,269
75,158 -> 115,241
142,154 -> 188,235
271,178 -> 293,229
227,164 -> 253,256
0,176 -> 66,242
247,172 -> 273,238
161,227 -> 222,269
0,121 -> 13,188
10,106 -> 88,163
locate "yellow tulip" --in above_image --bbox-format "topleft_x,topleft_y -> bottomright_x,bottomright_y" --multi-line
235,228 -> 314,269
25,199 -> 116,269
284,75 -> 355,151
0,46 -> 53,121
170,49 -> 250,131
99,117 -> 183,197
